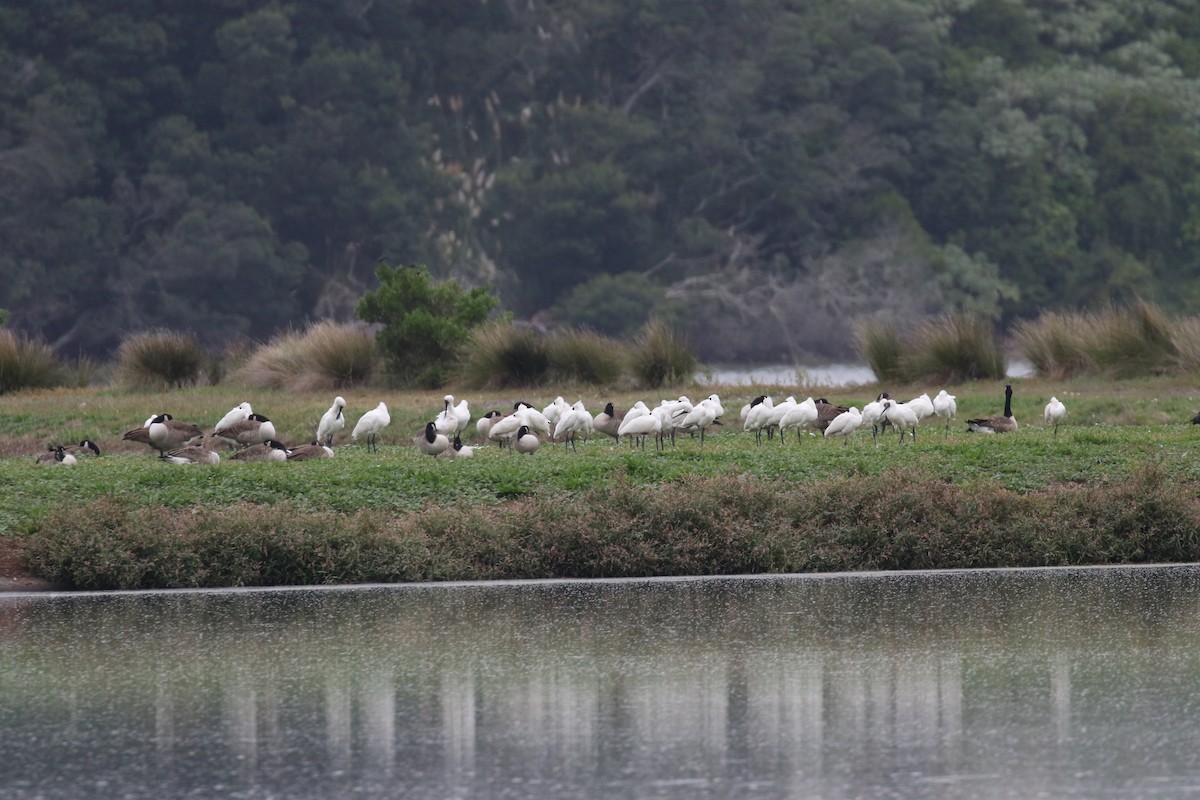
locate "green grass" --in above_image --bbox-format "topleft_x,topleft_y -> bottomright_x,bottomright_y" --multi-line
7,376 -> 1200,588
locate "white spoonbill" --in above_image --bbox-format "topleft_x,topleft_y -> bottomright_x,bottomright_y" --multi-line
352,402 -> 391,452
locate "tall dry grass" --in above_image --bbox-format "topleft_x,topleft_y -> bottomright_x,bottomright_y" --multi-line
1015,301 -> 1187,378
238,321 -> 379,391
547,329 -> 627,385
856,312 -> 1005,384
628,319 -> 696,388
457,321 -> 550,388
0,329 -> 66,394
116,330 -> 206,388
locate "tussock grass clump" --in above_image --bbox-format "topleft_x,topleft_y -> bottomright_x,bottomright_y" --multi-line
239,321 -> 378,391
628,319 -> 696,388
0,329 -> 66,394
856,313 -> 1004,384
856,321 -> 905,383
1015,301 -> 1183,378
1012,311 -> 1093,378
458,321 -> 550,388
904,313 -> 1006,383
116,330 -> 206,389
547,329 -> 626,385
26,466 -> 1200,591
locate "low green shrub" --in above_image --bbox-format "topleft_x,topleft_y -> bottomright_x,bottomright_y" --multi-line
26,466 -> 1200,591
0,329 -> 66,394
117,330 -> 206,389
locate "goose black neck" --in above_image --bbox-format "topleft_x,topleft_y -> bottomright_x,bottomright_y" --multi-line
1003,385 -> 1013,418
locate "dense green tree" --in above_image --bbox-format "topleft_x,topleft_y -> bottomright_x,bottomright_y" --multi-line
356,262 -> 499,388
4,0 -> 1200,360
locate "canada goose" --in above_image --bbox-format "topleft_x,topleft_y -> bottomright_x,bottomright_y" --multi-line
435,395 -> 470,437
160,439 -> 221,465
147,414 -> 204,454
287,441 -> 335,461
967,384 -> 1018,433
514,424 -> 542,455
779,397 -> 818,443
450,435 -> 473,458
352,402 -> 390,452
214,413 -> 276,447
1044,396 -> 1067,437
824,407 -> 863,445
64,439 -> 101,458
231,439 -> 290,462
36,445 -> 76,465
932,390 -> 957,433
316,396 -> 346,446
593,402 -> 625,440
813,399 -> 850,432
214,402 -> 252,433
415,421 -> 450,456
881,399 -> 920,443
476,410 -> 503,441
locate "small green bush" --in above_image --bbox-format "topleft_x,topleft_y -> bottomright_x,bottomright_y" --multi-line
356,262 -> 499,388
0,329 -> 66,394
547,328 -> 627,385
628,319 -> 696,388
117,330 -> 206,388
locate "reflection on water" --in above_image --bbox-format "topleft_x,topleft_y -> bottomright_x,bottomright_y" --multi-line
3,567 -> 1200,798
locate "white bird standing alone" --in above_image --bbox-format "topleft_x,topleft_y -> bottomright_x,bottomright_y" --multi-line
1044,396 -> 1067,437
352,402 -> 391,452
317,396 -> 347,446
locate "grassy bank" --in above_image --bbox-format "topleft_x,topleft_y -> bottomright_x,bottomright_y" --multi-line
5,376 -> 1200,590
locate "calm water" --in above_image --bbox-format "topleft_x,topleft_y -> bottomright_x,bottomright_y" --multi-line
3,566 -> 1200,799
698,360 -> 1035,388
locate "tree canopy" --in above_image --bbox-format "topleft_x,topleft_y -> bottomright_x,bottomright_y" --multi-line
5,0 -> 1200,360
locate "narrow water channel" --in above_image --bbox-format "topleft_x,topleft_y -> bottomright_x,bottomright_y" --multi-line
2,565 -> 1198,799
